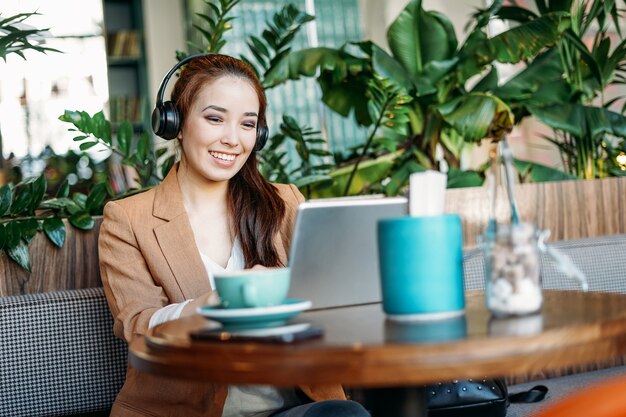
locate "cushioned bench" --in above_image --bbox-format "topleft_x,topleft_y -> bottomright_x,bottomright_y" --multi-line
464,233 -> 626,294
2,234 -> 626,417
0,287 -> 127,417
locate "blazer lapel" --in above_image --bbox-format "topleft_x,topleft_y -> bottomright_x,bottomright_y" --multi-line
152,164 -> 211,300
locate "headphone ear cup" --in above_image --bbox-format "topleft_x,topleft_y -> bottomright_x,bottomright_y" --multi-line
152,101 -> 180,140
254,124 -> 269,151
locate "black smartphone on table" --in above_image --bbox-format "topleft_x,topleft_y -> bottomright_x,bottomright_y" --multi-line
190,322 -> 323,344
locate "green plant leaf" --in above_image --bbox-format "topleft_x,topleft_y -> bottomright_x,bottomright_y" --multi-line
0,185 -> 12,216
43,217 -> 66,247
19,219 -> 39,243
387,0 -> 457,76
72,193 -> 87,210
263,47 -> 365,89
69,211 -> 95,230
439,127 -> 466,159
528,103 -> 626,139
437,93 -> 514,142
513,158 -> 577,182
472,67 -> 499,92
0,224 -> 5,250
39,197 -> 80,212
315,151 -> 401,197
0,11 -> 60,62
7,241 -> 30,271
79,141 -> 98,151
293,174 -> 333,189
319,70 -> 372,126
116,120 -> 133,156
85,183 -> 109,214
92,111 -> 107,138
494,49 -> 569,102
28,175 -> 47,214
59,110 -> 83,129
136,132 -> 151,164
10,187 -> 32,215
562,29 -> 604,87
369,42 -> 414,90
446,168 -> 484,188
488,12 -> 571,64
384,159 -> 424,196
161,155 -> 176,179
56,179 -> 70,198
4,221 -> 21,248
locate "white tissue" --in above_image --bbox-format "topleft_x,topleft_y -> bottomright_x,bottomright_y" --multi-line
409,170 -> 448,217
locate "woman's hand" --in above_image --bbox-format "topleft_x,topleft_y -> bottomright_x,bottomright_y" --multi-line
181,290 -> 220,317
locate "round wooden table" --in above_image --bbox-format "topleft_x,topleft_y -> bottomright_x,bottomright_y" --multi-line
130,290 -> 626,416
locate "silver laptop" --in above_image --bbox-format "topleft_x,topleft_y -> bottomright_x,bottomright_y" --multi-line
287,196 -> 408,309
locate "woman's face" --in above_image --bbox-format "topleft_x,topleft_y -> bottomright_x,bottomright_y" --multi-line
179,75 -> 260,185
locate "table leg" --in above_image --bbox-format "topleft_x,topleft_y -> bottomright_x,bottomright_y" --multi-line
349,386 -> 427,417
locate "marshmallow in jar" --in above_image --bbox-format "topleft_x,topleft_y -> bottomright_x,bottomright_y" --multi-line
485,223 -> 543,317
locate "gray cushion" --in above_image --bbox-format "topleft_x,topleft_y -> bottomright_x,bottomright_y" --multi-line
463,233 -> 626,293
0,287 -> 127,417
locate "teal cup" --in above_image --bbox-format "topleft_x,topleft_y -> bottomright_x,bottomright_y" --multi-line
214,268 -> 290,309
377,214 -> 465,320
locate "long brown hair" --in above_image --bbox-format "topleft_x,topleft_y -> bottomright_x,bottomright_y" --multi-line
171,54 -> 286,268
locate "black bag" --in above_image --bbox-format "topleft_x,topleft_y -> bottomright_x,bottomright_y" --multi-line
426,378 -> 548,417
350,378 -> 547,417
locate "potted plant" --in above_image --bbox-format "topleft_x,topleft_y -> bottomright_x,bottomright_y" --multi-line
489,0 -> 626,180
260,0 -> 577,196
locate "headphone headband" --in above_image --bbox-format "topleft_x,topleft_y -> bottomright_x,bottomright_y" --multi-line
153,53 -> 211,111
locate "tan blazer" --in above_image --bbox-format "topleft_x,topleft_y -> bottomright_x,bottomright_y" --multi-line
99,164 -> 345,417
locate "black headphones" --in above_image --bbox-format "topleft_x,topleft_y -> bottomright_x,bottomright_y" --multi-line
151,53 -> 269,151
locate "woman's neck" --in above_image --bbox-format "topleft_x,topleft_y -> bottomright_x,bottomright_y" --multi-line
176,159 -> 229,213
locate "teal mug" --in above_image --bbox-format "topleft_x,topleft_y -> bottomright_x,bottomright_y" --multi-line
377,214 -> 465,320
214,268 -> 291,309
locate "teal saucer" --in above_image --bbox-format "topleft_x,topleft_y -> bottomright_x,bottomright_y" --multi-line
197,299 -> 312,328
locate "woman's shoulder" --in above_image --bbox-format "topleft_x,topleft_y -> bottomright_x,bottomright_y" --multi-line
103,187 -> 157,219
272,183 -> 305,206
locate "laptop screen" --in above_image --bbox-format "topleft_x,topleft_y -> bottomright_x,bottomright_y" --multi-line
287,196 -> 408,309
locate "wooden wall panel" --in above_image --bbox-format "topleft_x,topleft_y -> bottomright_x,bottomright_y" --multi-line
0,217 -> 102,296
445,177 -> 626,248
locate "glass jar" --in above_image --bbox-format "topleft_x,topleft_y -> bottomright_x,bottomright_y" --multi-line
483,223 -> 543,317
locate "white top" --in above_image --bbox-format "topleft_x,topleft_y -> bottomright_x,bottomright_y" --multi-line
148,239 -> 244,328
148,238 -> 300,416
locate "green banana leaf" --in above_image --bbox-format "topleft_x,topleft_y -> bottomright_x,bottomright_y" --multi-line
528,103 -> 626,139
368,42 -> 414,90
513,158 -> 577,182
458,12 -> 571,82
493,49 -> 572,104
310,151 -> 402,198
318,70 -> 371,126
437,93 -> 514,143
386,0 -> 457,77
369,40 -> 459,98
446,168 -> 485,188
262,47 -> 366,88
489,12 -> 571,63
263,46 -> 373,125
